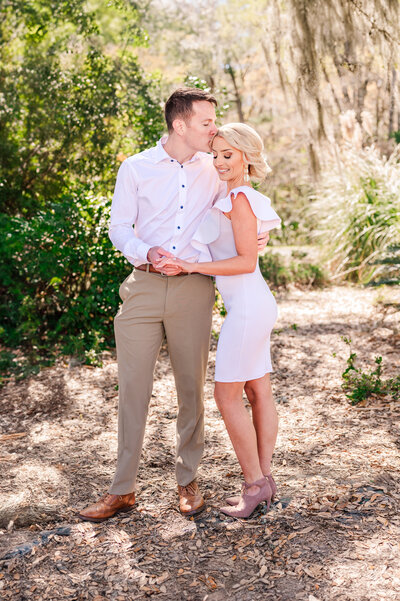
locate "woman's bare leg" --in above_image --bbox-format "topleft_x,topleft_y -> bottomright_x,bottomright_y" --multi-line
244,374 -> 278,476
214,381 -> 264,488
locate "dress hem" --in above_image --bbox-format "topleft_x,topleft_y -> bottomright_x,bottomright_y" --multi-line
214,368 -> 273,383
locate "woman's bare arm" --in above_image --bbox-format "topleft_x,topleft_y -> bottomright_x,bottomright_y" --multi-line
163,192 -> 258,276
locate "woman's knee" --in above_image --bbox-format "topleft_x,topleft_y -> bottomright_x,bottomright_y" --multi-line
244,381 -> 258,405
214,389 -> 227,410
214,390 -> 237,413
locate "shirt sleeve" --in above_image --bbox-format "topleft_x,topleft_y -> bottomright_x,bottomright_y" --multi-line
108,160 -> 151,265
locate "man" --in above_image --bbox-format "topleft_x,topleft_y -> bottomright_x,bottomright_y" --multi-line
78,88 -> 267,522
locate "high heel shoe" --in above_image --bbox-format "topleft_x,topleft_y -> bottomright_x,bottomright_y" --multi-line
266,474 -> 277,502
225,473 -> 277,506
220,477 -> 272,518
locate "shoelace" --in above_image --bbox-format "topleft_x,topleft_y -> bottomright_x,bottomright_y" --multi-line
180,483 -> 197,496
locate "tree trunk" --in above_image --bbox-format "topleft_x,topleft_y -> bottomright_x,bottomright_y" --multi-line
225,63 -> 245,122
388,67 -> 397,136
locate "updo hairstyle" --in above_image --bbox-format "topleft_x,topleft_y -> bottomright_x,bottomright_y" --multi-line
214,123 -> 271,181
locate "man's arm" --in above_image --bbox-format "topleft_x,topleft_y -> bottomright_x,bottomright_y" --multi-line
109,160 -> 152,264
109,160 -> 181,274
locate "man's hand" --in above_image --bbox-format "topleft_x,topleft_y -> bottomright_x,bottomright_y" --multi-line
147,246 -> 172,266
160,256 -> 195,273
257,231 -> 270,252
147,246 -> 183,275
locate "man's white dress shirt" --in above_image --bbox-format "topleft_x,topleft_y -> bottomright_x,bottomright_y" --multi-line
109,136 -> 226,267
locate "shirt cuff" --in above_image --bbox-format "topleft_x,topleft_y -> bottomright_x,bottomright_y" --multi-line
123,240 -> 151,264
137,242 -> 152,263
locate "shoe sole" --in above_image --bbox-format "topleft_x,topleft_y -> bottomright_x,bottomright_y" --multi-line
226,494 -> 276,507
76,505 -> 135,523
180,503 -> 206,518
220,499 -> 271,519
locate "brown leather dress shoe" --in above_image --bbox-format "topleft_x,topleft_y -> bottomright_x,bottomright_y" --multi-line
178,480 -> 205,517
77,492 -> 136,523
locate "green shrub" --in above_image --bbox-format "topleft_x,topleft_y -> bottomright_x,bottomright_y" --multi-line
312,145 -> 400,284
259,252 -> 327,288
0,190 -> 131,376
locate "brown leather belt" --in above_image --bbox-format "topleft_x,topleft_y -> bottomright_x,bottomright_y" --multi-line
135,264 -> 189,276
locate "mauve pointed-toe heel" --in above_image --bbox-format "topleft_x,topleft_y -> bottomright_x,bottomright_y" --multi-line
220,477 -> 272,519
226,474 -> 277,506
266,474 -> 277,502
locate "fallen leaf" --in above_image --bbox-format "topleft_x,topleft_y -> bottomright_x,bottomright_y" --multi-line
156,571 -> 170,585
298,526 -> 315,534
259,565 -> 268,577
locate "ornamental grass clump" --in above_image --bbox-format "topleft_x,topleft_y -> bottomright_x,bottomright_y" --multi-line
312,144 -> 400,284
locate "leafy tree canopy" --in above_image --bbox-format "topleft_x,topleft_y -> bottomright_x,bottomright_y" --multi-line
0,0 -> 164,215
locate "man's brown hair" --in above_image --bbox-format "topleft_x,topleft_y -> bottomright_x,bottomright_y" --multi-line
165,87 -> 217,133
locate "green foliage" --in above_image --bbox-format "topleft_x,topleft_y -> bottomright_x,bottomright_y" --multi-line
214,291 -> 226,316
341,338 -> 400,405
0,190 -> 131,378
0,0 -> 164,216
313,145 -> 400,284
370,245 -> 400,286
389,130 -> 400,145
270,182 -> 317,247
184,75 -> 230,120
0,1 -> 166,380
259,252 -> 327,288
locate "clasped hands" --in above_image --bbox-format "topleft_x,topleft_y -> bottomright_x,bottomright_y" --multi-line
147,232 -> 270,276
147,246 -> 191,275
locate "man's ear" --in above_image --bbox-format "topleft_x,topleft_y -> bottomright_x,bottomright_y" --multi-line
172,118 -> 186,136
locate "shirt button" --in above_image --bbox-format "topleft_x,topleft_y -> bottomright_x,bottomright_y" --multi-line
181,165 -> 183,168
182,184 -> 185,188
177,226 -> 181,229
180,206 -> 183,209
172,246 -> 176,250
170,159 -> 174,162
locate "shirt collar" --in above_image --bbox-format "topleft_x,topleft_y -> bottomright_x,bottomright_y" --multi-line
154,135 -> 202,164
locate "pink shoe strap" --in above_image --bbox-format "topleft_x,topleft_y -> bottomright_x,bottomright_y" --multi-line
243,477 -> 267,491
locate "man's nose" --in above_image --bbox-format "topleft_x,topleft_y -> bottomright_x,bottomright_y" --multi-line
209,124 -> 218,136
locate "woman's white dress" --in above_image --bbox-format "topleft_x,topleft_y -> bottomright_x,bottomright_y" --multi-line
192,186 -> 281,382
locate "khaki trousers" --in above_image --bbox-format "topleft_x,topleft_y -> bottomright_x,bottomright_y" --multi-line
109,269 -> 215,494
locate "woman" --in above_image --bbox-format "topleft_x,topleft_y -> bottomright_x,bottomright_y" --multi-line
163,123 -> 281,518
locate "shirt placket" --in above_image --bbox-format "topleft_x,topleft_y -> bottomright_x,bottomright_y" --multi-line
170,162 -> 187,255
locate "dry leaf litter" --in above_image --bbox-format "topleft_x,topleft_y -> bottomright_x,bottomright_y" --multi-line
0,286 -> 399,601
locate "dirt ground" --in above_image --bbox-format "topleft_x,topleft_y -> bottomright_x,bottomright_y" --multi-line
0,285 -> 399,601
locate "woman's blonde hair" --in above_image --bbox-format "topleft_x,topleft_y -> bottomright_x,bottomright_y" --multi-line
213,122 -> 271,181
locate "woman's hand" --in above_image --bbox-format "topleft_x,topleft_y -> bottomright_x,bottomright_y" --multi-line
157,256 -> 196,273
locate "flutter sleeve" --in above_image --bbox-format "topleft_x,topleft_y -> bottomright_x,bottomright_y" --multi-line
214,186 -> 281,232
